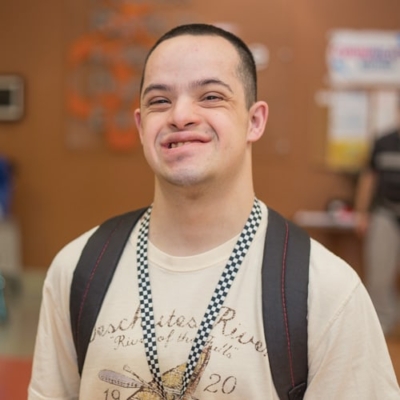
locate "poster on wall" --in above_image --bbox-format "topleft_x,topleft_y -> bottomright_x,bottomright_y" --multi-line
327,30 -> 400,87
326,90 -> 370,171
65,0 -> 197,153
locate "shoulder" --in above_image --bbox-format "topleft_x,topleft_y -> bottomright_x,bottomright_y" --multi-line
307,238 -> 371,347
44,208 -> 148,292
308,238 -> 362,311
374,130 -> 400,150
48,227 -> 98,277
42,226 -> 99,307
309,238 -> 360,292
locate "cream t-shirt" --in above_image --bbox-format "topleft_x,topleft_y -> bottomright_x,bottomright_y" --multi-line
28,202 -> 400,399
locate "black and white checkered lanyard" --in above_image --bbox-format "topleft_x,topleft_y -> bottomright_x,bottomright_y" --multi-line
136,198 -> 262,399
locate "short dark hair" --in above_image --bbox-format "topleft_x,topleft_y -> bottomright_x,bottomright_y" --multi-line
139,23 -> 257,108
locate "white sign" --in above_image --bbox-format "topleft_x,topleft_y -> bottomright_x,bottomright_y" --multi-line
328,91 -> 369,139
327,30 -> 400,86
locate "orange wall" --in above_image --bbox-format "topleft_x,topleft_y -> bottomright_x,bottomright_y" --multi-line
0,0 -> 398,269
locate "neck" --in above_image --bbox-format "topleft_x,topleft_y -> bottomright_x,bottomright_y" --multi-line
148,183 -> 256,256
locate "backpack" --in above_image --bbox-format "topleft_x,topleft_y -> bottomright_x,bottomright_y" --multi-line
70,207 -> 310,400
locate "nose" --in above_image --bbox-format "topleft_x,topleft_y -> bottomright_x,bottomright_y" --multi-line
168,97 -> 201,130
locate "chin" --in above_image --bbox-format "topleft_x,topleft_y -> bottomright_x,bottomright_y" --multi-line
163,170 -> 210,188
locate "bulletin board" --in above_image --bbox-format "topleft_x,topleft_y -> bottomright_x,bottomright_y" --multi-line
65,0 -> 198,153
316,29 -> 400,172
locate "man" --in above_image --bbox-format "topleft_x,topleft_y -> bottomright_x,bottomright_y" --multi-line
355,126 -> 400,335
29,24 -> 400,399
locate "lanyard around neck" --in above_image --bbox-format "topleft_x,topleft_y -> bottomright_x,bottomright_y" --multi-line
136,198 -> 262,399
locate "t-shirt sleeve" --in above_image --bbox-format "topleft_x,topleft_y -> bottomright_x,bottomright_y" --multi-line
28,229 -> 95,400
305,241 -> 400,399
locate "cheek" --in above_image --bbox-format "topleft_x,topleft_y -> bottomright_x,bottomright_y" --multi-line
141,133 -> 155,154
217,115 -> 248,144
141,114 -> 165,136
138,118 -> 157,145
139,129 -> 160,167
141,142 -> 158,171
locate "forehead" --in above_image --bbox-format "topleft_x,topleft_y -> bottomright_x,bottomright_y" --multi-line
143,35 -> 241,90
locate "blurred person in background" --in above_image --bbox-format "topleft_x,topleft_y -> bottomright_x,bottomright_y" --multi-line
355,112 -> 400,336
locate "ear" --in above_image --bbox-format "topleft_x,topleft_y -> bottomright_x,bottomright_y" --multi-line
247,101 -> 268,143
134,108 -> 144,144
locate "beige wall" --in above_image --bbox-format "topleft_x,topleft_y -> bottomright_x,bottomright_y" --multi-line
0,0 -> 398,269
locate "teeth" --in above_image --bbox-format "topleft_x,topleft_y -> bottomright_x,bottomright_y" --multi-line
170,141 -> 188,148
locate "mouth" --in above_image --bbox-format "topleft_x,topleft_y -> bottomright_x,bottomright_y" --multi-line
168,140 -> 199,149
163,132 -> 211,151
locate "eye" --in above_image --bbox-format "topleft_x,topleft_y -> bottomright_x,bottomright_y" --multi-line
202,93 -> 223,102
148,98 -> 170,106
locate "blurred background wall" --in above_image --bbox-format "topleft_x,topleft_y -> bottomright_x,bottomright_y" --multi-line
0,0 -> 398,271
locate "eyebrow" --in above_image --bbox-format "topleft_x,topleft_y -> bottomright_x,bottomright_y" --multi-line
190,78 -> 233,94
142,84 -> 170,98
142,78 -> 233,98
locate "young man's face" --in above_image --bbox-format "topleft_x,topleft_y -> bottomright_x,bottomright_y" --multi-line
134,34 -> 267,190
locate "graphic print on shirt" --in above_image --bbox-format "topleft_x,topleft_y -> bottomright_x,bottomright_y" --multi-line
91,305 -> 268,398
98,345 -> 211,400
91,305 -> 267,356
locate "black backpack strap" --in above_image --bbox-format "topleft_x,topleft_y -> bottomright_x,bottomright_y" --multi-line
70,207 -> 147,375
262,208 -> 310,400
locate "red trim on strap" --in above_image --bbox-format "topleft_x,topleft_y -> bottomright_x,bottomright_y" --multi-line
281,220 -> 296,388
74,220 -> 123,352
